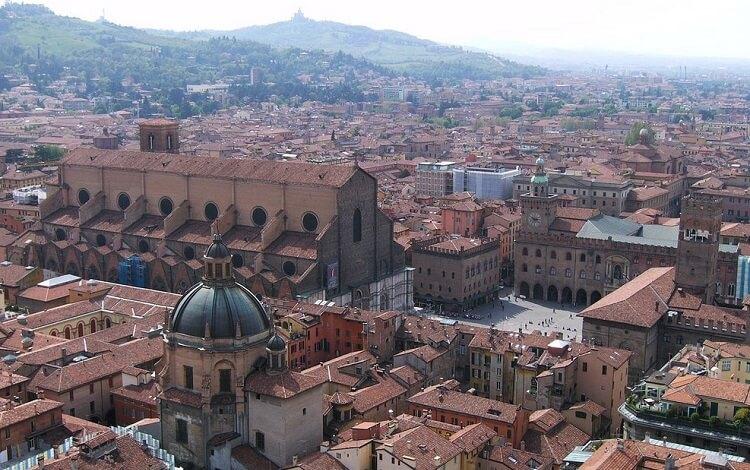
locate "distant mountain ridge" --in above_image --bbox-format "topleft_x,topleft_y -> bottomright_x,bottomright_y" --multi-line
158,11 -> 545,81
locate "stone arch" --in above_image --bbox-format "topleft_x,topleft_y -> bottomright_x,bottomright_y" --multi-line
64,326 -> 71,339
151,276 -> 167,291
590,291 -> 602,304
561,287 -> 573,304
379,292 -> 390,311
77,323 -> 84,337
547,285 -> 558,302
576,289 -> 587,306
46,258 -> 59,272
533,283 -> 544,300
519,282 -> 530,298
90,318 -> 97,333
66,262 -> 80,276
86,265 -> 100,280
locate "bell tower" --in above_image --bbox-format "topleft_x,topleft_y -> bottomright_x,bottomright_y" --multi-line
139,118 -> 180,153
519,157 -> 558,234
675,193 -> 722,302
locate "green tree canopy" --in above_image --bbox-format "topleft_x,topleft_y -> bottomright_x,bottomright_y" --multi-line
625,122 -> 655,146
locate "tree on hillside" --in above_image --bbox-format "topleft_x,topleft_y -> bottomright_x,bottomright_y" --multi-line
625,122 -> 655,146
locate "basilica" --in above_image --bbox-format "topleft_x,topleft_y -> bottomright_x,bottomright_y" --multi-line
158,233 -> 324,469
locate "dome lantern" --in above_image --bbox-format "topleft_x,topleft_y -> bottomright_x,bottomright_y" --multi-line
168,232 -> 271,342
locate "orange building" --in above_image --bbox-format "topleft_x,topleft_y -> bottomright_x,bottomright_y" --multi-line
407,382 -> 527,448
441,200 -> 483,237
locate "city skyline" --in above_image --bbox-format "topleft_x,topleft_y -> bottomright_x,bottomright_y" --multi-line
4,0 -> 750,61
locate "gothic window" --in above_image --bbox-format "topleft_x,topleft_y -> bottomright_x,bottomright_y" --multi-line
579,270 -> 587,279
565,252 -> 572,261
549,266 -> 556,276
595,272 -> 601,280
595,255 -> 601,264
580,253 -> 586,262
565,268 -> 572,278
550,250 -> 557,259
353,209 -> 362,243
522,247 -> 528,256
535,249 -> 542,258
535,265 -> 542,274
613,265 -> 623,280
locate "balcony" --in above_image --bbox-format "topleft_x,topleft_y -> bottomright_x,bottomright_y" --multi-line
620,401 -> 750,448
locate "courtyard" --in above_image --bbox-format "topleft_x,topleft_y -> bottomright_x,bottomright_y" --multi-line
424,290 -> 584,341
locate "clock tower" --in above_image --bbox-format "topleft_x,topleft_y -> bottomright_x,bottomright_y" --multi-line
520,157 -> 558,234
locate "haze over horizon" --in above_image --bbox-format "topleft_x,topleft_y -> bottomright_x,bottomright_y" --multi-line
3,0 -> 749,62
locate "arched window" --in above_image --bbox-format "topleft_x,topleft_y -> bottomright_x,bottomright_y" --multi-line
77,323 -> 84,337
64,327 -> 71,339
167,134 -> 173,150
566,252 -> 572,261
579,270 -> 587,279
613,265 -> 623,280
549,266 -> 556,275
148,134 -> 155,150
595,255 -> 601,264
535,265 -> 542,274
90,318 -> 97,333
522,247 -> 528,256
579,253 -> 586,262
95,234 -> 106,247
535,249 -> 542,258
550,251 -> 557,259
522,263 -> 528,273
105,317 -> 112,328
352,209 -> 362,243
565,268 -> 572,278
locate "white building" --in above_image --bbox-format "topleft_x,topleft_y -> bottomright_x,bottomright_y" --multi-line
453,167 -> 521,201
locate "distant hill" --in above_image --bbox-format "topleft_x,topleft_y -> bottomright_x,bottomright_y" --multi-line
0,4 -> 383,112
166,12 -> 544,81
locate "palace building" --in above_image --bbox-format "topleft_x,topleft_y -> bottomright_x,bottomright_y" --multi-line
513,158 -> 740,309
12,124 -> 412,311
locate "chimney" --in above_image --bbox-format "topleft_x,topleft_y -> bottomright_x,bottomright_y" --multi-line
61,347 -> 67,362
520,440 -> 526,451
433,455 -> 442,468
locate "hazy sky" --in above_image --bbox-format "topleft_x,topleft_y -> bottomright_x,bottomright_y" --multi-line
5,0 -> 750,59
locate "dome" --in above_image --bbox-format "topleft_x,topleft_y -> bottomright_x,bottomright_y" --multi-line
205,233 -> 231,259
639,127 -> 648,136
170,282 -> 271,339
266,333 -> 286,352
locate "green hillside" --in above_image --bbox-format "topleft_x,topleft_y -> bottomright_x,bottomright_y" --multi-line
221,13 -> 544,80
0,4 -> 382,113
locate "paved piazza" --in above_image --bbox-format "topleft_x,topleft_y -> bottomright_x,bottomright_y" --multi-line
424,288 -> 584,341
